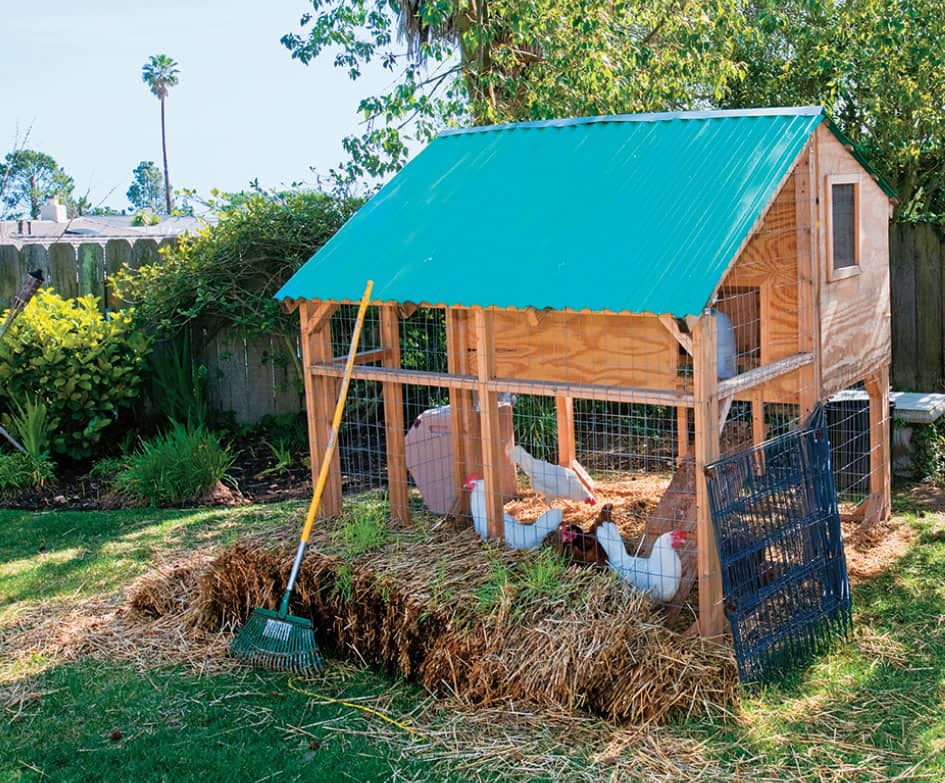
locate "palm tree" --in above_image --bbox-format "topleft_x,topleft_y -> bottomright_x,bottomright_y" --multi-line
141,54 -> 179,214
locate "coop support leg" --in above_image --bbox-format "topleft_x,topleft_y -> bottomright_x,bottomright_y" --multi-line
863,366 -> 891,525
556,396 -> 576,468
301,302 -> 343,519
447,308 -> 475,518
474,307 -> 505,540
380,305 -> 410,524
693,310 -> 726,638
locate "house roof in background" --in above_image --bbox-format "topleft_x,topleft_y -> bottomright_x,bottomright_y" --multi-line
0,215 -> 204,246
277,107 -> 843,317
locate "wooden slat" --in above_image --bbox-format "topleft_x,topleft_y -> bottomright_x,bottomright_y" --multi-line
77,243 -> 105,302
301,302 -> 343,518
914,224 -> 943,391
794,146 -> 821,416
446,308 -> 474,517
332,348 -> 390,365
48,243 -> 78,299
692,310 -> 725,638
380,306 -> 410,524
751,390 -> 766,446
556,396 -> 575,467
716,352 -> 814,397
305,302 -> 338,335
105,240 -> 132,310
676,406 -> 689,463
659,314 -> 692,355
863,366 -> 891,525
306,363 -> 695,406
474,307 -> 504,540
889,223 -> 917,390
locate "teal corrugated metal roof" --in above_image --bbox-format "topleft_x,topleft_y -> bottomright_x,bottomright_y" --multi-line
277,107 -> 827,317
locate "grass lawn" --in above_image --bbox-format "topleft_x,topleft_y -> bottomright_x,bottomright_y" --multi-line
2,493 -> 945,781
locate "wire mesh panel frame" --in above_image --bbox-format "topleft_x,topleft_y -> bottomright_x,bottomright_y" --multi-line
706,406 -> 852,684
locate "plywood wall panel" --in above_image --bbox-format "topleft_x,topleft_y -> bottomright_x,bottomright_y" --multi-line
816,128 -> 892,395
464,310 -> 678,390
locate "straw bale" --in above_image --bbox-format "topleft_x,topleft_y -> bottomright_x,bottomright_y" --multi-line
172,513 -> 737,725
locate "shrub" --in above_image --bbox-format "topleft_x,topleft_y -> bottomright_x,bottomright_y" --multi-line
0,290 -> 150,460
112,422 -> 234,506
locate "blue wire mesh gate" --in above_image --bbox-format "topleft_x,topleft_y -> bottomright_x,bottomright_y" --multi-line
706,406 -> 852,684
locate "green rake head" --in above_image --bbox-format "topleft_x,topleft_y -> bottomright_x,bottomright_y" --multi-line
230,607 -> 323,675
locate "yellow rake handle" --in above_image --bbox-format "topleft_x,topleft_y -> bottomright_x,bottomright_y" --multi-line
300,280 -> 374,543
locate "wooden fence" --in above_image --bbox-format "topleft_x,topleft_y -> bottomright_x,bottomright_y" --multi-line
0,239 -> 302,423
889,222 -> 945,392
1,223 -> 942,421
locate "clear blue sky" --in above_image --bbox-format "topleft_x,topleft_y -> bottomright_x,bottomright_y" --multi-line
0,0 -> 405,211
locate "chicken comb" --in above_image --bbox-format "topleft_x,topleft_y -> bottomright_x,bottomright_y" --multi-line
670,529 -> 687,549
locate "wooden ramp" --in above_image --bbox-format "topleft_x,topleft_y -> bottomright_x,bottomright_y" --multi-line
638,454 -> 698,619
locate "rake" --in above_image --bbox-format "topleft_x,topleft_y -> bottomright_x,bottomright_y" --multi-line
230,280 -> 374,674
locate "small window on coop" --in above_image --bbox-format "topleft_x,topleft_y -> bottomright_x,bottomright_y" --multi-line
827,176 -> 860,279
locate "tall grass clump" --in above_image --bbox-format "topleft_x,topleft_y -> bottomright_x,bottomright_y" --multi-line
0,395 -> 55,493
112,422 -> 234,506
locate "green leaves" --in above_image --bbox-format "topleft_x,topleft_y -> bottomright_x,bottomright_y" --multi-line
0,290 -> 151,460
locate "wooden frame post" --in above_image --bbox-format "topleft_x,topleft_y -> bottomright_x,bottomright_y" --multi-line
556,396 -> 576,467
300,301 -> 343,519
379,305 -> 410,524
474,307 -> 504,540
676,405 -> 689,463
795,144 -> 822,418
693,309 -> 725,638
446,307 -> 476,517
863,365 -> 891,524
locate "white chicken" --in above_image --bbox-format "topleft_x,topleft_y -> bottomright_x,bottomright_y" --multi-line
595,523 -> 686,602
465,476 -> 563,550
510,445 -> 597,505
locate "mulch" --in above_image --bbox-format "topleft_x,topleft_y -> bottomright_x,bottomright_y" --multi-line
0,440 -> 312,511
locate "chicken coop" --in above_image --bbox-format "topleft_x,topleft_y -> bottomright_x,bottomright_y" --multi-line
277,107 -> 893,641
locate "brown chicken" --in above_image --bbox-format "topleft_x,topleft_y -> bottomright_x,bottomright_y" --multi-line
558,503 -> 613,566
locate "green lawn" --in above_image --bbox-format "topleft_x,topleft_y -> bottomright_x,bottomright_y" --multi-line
2,497 -> 945,782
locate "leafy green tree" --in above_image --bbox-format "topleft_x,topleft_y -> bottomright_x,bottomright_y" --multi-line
0,149 -> 74,219
287,0 -> 945,220
719,0 -> 945,219
282,0 -> 746,180
127,160 -> 166,212
141,54 -> 180,214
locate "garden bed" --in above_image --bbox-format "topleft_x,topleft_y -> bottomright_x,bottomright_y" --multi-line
0,436 -> 312,511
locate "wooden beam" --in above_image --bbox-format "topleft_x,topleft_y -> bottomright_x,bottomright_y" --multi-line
300,302 -> 343,518
446,307 -> 475,518
751,390 -> 766,446
525,307 -> 541,327
693,309 -> 725,638
659,314 -> 693,355
795,145 -> 822,416
379,306 -> 410,525
556,396 -> 576,467
676,406 -> 689,464
863,366 -> 891,525
474,308 -> 504,540
717,352 -> 814,397
332,348 -> 390,365
304,301 -> 338,336
306,363 -> 695,407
